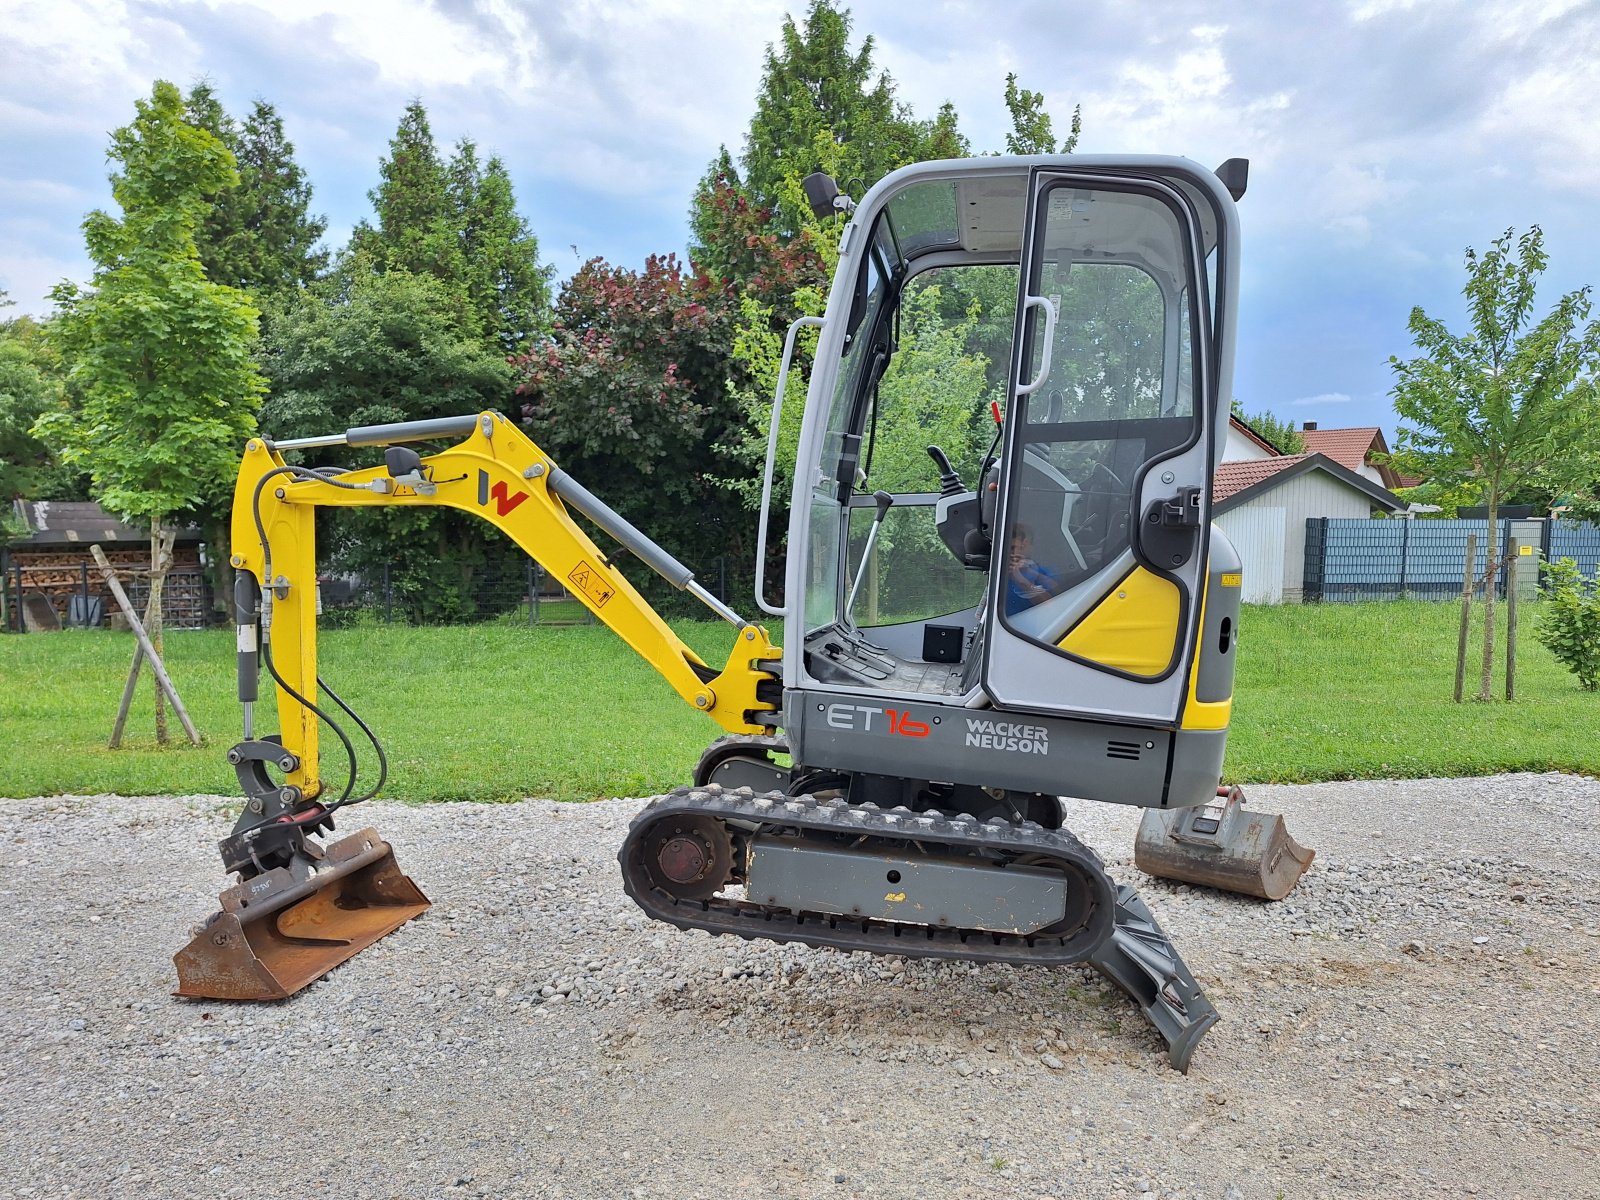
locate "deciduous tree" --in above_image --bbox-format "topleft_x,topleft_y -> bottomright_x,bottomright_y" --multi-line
1390,225 -> 1600,700
1003,72 -> 1080,156
35,80 -> 264,741
260,266 -> 516,622
512,254 -> 746,610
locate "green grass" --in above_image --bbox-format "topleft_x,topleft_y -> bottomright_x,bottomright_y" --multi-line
0,620 -> 735,802
0,599 -> 1593,802
1230,599 -> 1598,781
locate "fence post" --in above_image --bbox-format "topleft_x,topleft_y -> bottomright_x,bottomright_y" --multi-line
383,562 -> 393,624
1304,517 -> 1326,603
1454,532 -> 1476,703
1505,537 -> 1519,701
1398,517 -> 1410,599
527,559 -> 536,627
13,559 -> 24,634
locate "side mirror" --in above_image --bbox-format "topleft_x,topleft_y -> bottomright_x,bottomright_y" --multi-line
802,172 -> 856,222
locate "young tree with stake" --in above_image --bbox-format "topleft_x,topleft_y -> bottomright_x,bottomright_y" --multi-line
35,80 -> 263,742
1389,226 -> 1600,701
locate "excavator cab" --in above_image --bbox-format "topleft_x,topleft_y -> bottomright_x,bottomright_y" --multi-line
775,159 -> 1234,803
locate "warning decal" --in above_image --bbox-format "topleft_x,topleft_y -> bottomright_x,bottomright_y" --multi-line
567,560 -> 614,608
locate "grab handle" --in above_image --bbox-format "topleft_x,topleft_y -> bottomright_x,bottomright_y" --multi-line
1015,295 -> 1059,397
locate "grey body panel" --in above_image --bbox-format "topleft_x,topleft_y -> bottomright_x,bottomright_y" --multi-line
787,689 -> 1167,804
746,840 -> 1067,934
785,689 -> 1226,811
1195,526 -> 1242,703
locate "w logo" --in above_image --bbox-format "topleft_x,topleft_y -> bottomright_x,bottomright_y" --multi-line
477,470 -> 529,517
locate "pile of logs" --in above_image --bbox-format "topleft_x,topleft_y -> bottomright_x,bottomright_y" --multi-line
7,546 -> 210,629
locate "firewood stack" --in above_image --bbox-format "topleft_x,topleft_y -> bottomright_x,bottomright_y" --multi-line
6,546 -> 210,629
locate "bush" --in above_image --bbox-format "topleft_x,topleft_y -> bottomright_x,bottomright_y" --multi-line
1535,558 -> 1600,691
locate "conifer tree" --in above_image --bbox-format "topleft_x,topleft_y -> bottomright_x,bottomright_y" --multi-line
184,83 -> 328,306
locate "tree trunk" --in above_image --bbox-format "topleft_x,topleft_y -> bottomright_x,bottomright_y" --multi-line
145,518 -> 175,744
1476,497 -> 1499,701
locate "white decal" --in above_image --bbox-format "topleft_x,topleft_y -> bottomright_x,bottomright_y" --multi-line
964,718 -> 1050,756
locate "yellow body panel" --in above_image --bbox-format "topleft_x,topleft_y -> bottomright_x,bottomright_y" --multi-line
231,413 -> 779,801
1057,567 -> 1182,677
1180,570 -> 1233,732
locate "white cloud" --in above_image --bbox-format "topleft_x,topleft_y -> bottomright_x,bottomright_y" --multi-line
1288,392 -> 1354,407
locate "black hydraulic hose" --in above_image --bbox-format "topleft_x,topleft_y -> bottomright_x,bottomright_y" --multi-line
317,673 -> 388,808
248,465 -> 375,812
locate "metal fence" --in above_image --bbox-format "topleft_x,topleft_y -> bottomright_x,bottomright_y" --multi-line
1304,517 -> 1597,602
3,564 -> 212,632
1548,521 -> 1600,575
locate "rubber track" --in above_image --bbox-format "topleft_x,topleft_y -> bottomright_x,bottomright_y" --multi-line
619,785 -> 1118,966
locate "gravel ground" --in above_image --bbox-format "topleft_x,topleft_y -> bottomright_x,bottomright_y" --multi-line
1,773 -> 1597,1200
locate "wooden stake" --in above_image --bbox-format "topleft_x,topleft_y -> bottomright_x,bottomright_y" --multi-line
1505,538 -> 1519,701
91,544 -> 201,747
109,644 -> 145,750
1454,533 -> 1476,704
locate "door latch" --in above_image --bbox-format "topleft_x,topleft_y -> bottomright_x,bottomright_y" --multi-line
1139,485 -> 1203,569
1151,486 -> 1202,528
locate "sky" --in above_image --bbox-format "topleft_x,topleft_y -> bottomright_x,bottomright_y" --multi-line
2,0 -> 1599,440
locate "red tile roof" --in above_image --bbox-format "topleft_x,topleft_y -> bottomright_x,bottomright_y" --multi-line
1212,454 -> 1312,503
1299,427 -> 1385,472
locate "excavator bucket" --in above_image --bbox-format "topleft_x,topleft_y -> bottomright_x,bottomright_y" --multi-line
174,827 -> 429,1001
1135,786 -> 1313,901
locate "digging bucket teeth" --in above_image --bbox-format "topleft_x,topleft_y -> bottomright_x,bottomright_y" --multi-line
173,827 -> 429,1001
1134,785 -> 1314,902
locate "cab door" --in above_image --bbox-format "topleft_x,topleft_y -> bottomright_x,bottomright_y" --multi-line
983,169 -> 1220,725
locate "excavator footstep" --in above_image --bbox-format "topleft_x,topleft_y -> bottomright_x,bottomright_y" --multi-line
1134,785 -> 1314,902
173,827 -> 429,1002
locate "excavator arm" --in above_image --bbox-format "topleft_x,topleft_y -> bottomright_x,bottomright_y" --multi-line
228,410 -> 779,810
174,411 -> 779,1002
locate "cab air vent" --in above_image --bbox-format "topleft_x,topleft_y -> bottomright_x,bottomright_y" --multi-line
1106,740 -> 1142,761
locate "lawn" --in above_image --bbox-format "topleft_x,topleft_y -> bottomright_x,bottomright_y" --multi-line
0,600 -> 1593,802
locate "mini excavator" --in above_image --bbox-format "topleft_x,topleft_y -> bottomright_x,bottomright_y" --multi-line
175,155 -> 1313,1072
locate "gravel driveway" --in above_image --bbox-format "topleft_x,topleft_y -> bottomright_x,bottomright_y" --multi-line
1,774 -> 1596,1199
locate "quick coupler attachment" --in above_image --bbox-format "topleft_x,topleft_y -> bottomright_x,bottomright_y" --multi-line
1087,884 -> 1220,1073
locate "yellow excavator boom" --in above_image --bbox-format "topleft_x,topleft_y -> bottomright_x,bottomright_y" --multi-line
229,410 -> 779,803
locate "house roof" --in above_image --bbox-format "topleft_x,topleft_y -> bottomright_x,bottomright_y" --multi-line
1227,414 -> 1281,457
7,500 -> 203,548
1212,453 -> 1406,515
1299,426 -> 1388,473
1213,454 -> 1311,503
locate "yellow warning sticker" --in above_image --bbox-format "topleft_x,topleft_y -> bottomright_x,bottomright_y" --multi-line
566,561 -> 614,608
1519,545 -> 1534,556
1220,572 -> 1242,588
884,891 -> 906,903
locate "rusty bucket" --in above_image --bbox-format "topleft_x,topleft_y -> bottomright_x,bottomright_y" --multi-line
174,826 -> 430,1001
1135,786 -> 1314,902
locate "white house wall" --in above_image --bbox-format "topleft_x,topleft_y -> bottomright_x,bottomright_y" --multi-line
1224,472 -> 1380,602
1223,425 -> 1275,462
1215,507 -> 1286,603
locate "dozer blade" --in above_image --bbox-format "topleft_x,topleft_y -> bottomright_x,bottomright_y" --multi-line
174,826 -> 429,1001
1135,785 -> 1313,901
